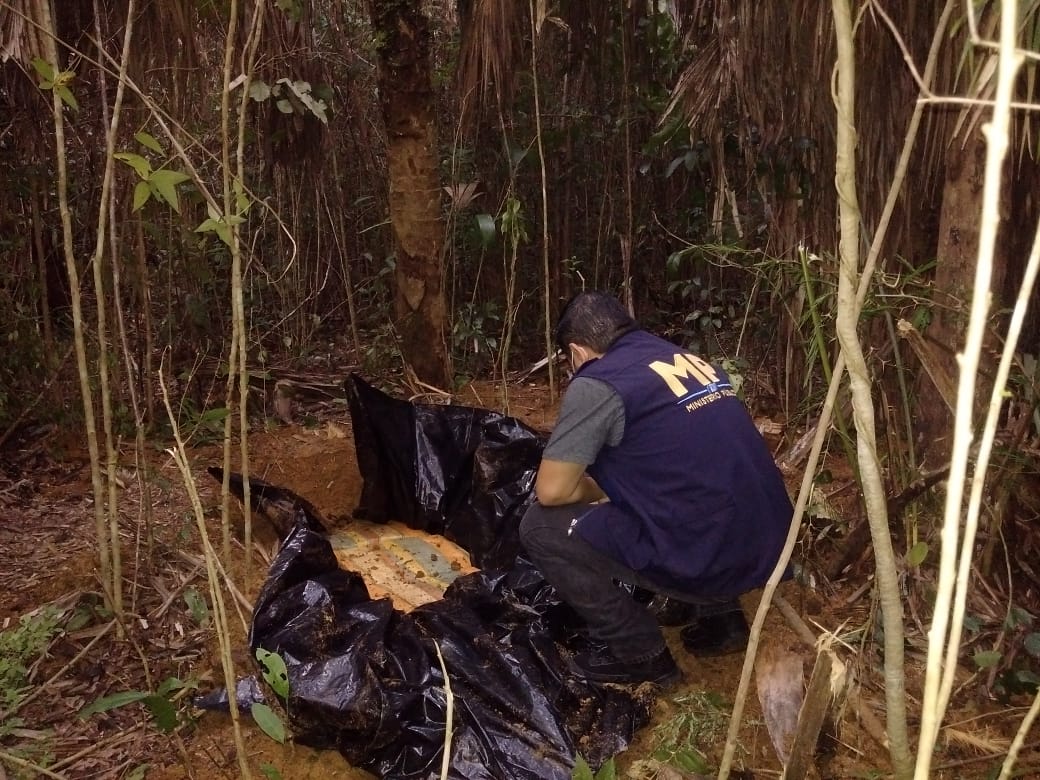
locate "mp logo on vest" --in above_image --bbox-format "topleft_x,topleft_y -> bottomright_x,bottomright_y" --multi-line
648,353 -> 735,410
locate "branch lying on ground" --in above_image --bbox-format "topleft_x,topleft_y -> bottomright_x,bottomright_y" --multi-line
824,466 -> 951,580
773,594 -> 891,754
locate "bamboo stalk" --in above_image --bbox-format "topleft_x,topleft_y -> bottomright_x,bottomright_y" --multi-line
434,640 -> 454,780
831,2 -> 911,775
916,3 -> 1026,776
718,3 -> 957,777
160,359 -> 253,780
36,0 -> 112,614
529,0 -> 555,401
89,0 -> 139,630
233,0 -> 266,576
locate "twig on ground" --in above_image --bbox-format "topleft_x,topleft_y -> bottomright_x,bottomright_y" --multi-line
175,549 -> 252,629
773,595 -> 818,648
49,726 -> 143,772
0,748 -> 70,779
934,743 -> 1040,772
150,562 -> 206,620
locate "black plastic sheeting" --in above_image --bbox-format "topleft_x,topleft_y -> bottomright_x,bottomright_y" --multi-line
250,521 -> 654,779
204,376 -> 658,778
207,466 -> 328,537
346,374 -> 546,570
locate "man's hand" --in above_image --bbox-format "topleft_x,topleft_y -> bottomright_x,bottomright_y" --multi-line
535,458 -> 607,506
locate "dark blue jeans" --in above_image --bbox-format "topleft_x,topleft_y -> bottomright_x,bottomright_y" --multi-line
519,501 -> 737,662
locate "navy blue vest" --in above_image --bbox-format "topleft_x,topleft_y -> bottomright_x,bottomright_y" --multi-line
574,330 -> 791,598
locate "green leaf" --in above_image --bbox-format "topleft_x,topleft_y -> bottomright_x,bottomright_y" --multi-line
79,690 -> 150,718
114,152 -> 152,180
665,155 -> 685,178
184,588 -> 209,626
132,181 -> 152,212
594,758 -> 616,780
508,141 -> 529,168
233,178 -> 251,215
256,647 -> 290,698
313,83 -> 334,105
143,693 -> 178,733
475,213 -> 496,247
1025,632 -> 1040,658
251,702 -> 286,744
1007,606 -> 1035,629
149,169 -> 190,214
135,131 -> 164,154
275,98 -> 294,114
55,85 -> 78,112
249,80 -> 271,102
31,57 -> 55,82
199,406 -> 230,423
259,763 -> 284,780
911,306 -> 933,331
195,217 -> 235,247
283,79 -> 327,123
1016,669 -> 1040,687
973,650 -> 1002,670
673,749 -> 711,773
156,676 -> 188,697
571,756 -> 594,780
907,541 -> 928,567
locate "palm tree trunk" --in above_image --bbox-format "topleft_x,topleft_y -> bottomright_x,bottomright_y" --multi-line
367,0 -> 451,387
915,129 -> 1010,466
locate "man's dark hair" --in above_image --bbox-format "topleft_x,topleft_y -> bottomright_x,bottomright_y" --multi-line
555,291 -> 638,353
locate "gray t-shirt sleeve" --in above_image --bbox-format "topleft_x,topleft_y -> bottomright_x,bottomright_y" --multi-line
542,377 -> 625,465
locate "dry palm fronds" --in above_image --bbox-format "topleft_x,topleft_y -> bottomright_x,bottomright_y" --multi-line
457,0 -> 523,121
0,0 -> 47,65
666,0 -> 950,254
943,725 -> 1012,754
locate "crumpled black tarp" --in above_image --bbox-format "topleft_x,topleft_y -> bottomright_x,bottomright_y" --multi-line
249,519 -> 655,779
203,376 -> 659,778
346,374 -> 546,570
207,466 -> 328,537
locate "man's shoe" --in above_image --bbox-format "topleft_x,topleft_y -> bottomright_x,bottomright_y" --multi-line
647,595 -> 697,626
572,645 -> 682,687
680,610 -> 750,657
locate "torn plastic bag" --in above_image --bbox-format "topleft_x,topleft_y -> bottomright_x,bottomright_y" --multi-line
345,374 -> 547,569
206,466 -> 328,537
193,675 -> 266,712
248,519 -> 655,779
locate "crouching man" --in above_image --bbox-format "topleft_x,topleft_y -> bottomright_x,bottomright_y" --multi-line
520,291 -> 792,687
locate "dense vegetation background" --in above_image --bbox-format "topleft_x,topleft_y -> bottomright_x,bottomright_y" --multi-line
2,1 -> 1040,778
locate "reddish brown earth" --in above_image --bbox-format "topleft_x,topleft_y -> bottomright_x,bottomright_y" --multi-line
0,378 -> 1029,779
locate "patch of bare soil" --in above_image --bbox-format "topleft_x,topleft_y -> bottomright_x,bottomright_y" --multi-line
0,377 -> 1033,779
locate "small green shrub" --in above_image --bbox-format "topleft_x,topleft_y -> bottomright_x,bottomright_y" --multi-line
0,606 -> 64,734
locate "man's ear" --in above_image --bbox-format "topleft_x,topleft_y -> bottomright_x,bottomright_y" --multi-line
569,344 -> 586,368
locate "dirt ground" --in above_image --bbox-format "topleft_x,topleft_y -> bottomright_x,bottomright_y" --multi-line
0,376 -> 1033,779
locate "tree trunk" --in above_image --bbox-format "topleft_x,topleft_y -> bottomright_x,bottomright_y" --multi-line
368,0 -> 451,387
916,132 -> 1010,465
